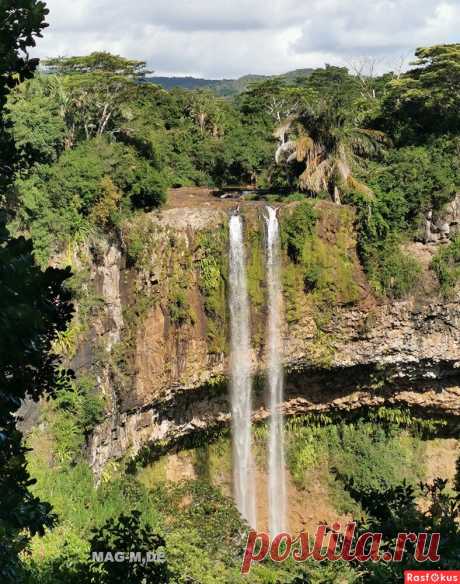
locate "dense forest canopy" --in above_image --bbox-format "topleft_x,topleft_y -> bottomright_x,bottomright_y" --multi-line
0,1 -> 460,579
4,45 -> 459,297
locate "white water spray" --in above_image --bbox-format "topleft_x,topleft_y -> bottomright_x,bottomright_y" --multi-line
265,206 -> 287,536
228,213 -> 257,527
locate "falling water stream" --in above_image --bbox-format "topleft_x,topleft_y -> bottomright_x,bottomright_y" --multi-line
265,206 -> 287,536
228,213 -> 257,527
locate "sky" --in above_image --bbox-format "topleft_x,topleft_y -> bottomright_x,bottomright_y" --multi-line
32,0 -> 460,79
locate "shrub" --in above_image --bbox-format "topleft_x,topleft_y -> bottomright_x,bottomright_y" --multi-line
281,201 -> 317,262
85,510 -> 170,584
432,236 -> 460,296
168,289 -> 193,326
367,236 -> 422,298
46,374 -> 105,464
128,161 -> 167,210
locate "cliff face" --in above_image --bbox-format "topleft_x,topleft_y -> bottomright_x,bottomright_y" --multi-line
79,192 -> 460,475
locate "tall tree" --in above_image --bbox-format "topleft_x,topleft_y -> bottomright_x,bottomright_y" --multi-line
40,53 -> 151,144
0,0 -> 49,194
0,222 -> 73,580
0,2 -> 74,581
383,44 -> 460,139
239,78 -> 311,126
276,100 -> 388,203
43,51 -> 150,80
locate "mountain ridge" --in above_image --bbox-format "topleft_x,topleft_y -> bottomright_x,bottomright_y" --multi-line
146,67 -> 315,96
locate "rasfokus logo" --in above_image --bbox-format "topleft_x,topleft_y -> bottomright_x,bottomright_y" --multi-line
241,523 -> 442,574
405,572 -> 460,583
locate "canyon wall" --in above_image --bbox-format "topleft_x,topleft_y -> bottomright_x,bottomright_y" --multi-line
75,195 -> 460,475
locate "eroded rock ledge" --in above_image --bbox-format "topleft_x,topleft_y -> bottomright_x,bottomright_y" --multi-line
66,196 -> 458,475
88,289 -> 460,476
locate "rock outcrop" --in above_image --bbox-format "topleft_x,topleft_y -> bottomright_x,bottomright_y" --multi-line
423,193 -> 460,243
81,195 -> 460,475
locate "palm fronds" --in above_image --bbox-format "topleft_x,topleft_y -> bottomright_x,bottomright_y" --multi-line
275,100 -> 389,202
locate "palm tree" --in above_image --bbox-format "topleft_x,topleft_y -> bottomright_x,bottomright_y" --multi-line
275,100 -> 388,204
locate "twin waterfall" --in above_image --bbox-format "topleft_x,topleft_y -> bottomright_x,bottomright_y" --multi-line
228,208 -> 287,535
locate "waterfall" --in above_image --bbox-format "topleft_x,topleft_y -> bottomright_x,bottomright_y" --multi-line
265,206 -> 287,536
228,213 -> 257,527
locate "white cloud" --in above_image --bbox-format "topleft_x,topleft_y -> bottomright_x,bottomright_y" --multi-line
32,0 -> 459,78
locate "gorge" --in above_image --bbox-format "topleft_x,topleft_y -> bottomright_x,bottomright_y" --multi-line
58,189 -> 460,533
1,17 -> 459,579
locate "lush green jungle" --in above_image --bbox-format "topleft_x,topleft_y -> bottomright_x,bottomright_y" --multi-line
1,2 -> 460,583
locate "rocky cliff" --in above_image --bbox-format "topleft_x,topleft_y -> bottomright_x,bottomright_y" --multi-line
75,190 -> 460,475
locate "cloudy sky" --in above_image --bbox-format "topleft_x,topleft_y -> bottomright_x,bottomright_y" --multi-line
33,0 -> 459,79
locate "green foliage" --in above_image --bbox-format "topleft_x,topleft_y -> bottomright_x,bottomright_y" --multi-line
302,227 -> 359,305
282,98 -> 389,200
4,39 -> 460,584
281,203 -> 359,332
286,416 -> 426,515
0,6 -> 76,580
432,236 -> 460,296
44,52 -> 150,80
383,43 -> 460,139
0,223 -> 73,579
347,192 -> 423,298
89,177 -> 123,227
305,66 -> 360,107
367,235 -> 422,298
128,158 -> 167,210
46,374 -> 105,464
169,289 -> 193,326
15,138 -> 167,263
6,76 -> 67,164
196,228 -> 228,353
152,480 -> 246,560
84,510 -> 170,584
281,201 -> 317,263
347,479 -> 460,581
367,138 -> 460,227
0,0 -> 49,110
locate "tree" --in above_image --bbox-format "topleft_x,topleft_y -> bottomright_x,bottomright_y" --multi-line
0,3 -> 74,581
383,44 -> 460,139
301,65 -> 361,109
344,478 -> 460,582
85,510 -> 170,584
0,1 -> 49,108
5,75 -> 67,166
0,0 -> 49,193
43,52 -> 150,80
239,78 -> 311,127
185,89 -> 226,136
41,53 -> 151,143
276,99 -> 388,203
0,218 -> 73,581
15,138 -> 167,263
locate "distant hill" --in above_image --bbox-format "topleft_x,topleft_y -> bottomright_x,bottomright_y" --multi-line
145,76 -> 225,91
146,68 -> 314,97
